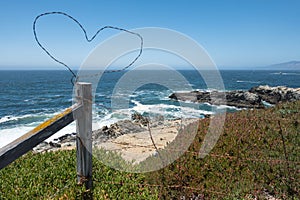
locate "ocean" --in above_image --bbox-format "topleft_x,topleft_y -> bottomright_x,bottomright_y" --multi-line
0,69 -> 299,148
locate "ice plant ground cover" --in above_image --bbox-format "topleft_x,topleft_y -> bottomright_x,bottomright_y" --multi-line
0,101 -> 299,199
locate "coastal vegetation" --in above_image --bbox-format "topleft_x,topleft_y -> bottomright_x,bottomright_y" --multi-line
0,101 -> 299,199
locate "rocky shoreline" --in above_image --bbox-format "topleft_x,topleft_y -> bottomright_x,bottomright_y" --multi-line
33,113 -> 165,154
169,85 -> 300,108
34,85 -> 300,155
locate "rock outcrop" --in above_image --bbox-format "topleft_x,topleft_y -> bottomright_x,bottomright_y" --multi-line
249,85 -> 300,104
169,85 -> 300,108
33,113 -> 157,153
92,120 -> 147,146
33,120 -> 148,153
34,85 -> 299,153
169,90 -> 263,108
33,132 -> 77,153
225,91 -> 263,108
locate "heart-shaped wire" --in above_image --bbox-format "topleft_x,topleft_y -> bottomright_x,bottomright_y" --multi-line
33,11 -> 143,85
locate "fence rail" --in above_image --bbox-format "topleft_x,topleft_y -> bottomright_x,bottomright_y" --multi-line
0,82 -> 93,193
0,104 -> 78,169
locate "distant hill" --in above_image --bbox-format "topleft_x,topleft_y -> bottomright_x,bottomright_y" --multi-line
261,61 -> 300,70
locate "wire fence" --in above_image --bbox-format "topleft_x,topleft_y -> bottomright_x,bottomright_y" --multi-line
20,11 -> 300,199
1,110 -> 298,199
33,11 -> 143,85
74,110 -> 299,199
93,109 -> 298,199
89,147 -> 299,199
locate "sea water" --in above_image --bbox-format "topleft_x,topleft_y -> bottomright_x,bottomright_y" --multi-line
0,69 -> 299,148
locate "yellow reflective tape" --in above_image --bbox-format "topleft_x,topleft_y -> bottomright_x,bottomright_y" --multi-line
15,107 -> 73,142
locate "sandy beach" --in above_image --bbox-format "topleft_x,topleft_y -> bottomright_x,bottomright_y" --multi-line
96,119 -> 197,164
33,118 -> 198,164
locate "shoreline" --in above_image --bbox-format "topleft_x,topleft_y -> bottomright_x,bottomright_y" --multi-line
33,116 -> 198,163
32,84 -> 300,163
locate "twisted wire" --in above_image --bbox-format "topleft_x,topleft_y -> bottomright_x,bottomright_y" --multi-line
33,11 -> 143,85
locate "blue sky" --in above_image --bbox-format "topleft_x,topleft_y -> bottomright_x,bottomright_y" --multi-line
0,0 -> 300,70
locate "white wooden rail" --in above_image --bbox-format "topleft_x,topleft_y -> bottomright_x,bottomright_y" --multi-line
0,82 -> 93,192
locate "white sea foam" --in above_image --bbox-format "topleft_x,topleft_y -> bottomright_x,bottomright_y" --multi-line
173,90 -> 194,93
204,102 -> 242,110
0,116 -> 13,124
0,110 -> 76,148
0,114 -> 40,124
175,99 -> 240,111
271,72 -> 300,75
0,126 -> 34,148
94,110 -> 131,128
0,119 -> 122,149
262,100 -> 273,107
0,100 -> 225,149
0,111 -> 68,125
0,123 -> 77,149
131,100 -> 213,118
236,80 -> 261,83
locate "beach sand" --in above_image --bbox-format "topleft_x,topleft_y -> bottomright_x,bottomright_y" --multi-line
95,119 -> 197,164
34,118 -> 198,164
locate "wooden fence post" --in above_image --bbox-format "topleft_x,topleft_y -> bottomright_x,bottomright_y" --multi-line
75,82 -> 93,192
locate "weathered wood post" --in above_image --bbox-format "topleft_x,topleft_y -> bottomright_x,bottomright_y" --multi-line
75,82 -> 93,192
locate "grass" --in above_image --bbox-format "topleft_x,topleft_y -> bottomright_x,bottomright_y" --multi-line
0,101 -> 299,199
